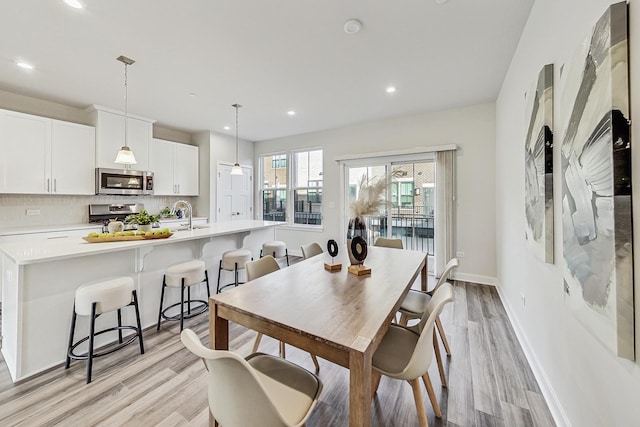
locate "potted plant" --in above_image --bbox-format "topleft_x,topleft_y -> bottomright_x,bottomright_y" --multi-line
125,210 -> 159,232
159,207 -> 174,218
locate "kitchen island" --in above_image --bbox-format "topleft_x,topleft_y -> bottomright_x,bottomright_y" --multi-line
0,220 -> 277,382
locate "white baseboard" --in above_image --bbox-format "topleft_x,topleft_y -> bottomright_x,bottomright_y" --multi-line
453,272 -> 496,286
494,280 -> 571,427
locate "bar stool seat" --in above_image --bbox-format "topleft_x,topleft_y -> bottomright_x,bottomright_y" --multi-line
157,260 -> 210,331
217,249 -> 252,293
66,276 -> 144,384
260,241 -> 289,266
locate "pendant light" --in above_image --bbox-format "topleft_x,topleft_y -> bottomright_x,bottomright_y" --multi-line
114,55 -> 137,169
230,103 -> 243,176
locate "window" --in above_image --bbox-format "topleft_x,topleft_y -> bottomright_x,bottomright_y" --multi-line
260,154 -> 287,222
259,149 -> 323,226
271,154 -> 287,169
391,181 -> 414,208
292,149 -> 323,225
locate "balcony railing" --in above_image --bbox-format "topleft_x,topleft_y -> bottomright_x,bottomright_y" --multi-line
366,205 -> 434,255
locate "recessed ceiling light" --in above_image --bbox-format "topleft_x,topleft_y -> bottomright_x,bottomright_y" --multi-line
287,111 -> 296,116
386,86 -> 396,93
64,0 -> 84,9
188,92 -> 197,97
223,126 -> 230,130
344,19 -> 362,34
434,0 -> 449,4
16,61 -> 34,70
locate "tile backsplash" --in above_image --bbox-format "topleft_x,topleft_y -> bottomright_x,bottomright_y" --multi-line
0,194 -> 199,230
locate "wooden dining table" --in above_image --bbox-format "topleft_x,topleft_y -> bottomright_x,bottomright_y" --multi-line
209,245 -> 428,426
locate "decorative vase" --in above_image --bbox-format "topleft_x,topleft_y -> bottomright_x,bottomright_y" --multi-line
347,217 -> 367,265
137,224 -> 152,232
107,220 -> 124,234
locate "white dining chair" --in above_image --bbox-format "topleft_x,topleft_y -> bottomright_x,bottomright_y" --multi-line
372,283 -> 455,427
181,329 -> 322,427
300,242 -> 323,259
373,237 -> 404,249
398,257 -> 458,386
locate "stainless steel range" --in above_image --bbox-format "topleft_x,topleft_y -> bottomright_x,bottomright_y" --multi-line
88,203 -> 145,232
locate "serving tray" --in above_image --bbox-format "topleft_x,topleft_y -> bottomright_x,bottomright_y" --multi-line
82,233 -> 173,243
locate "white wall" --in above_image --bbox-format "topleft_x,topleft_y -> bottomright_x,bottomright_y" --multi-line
255,103 -> 497,282
496,0 -> 640,425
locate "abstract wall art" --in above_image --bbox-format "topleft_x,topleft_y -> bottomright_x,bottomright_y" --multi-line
559,1 -> 634,360
525,64 -> 554,264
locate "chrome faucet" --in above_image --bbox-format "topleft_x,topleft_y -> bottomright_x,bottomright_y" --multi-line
173,200 -> 193,231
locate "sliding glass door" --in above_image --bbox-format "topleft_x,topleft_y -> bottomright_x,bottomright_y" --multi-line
345,159 -> 436,255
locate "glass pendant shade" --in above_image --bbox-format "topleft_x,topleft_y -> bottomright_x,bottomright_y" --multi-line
115,146 -> 137,165
230,163 -> 243,175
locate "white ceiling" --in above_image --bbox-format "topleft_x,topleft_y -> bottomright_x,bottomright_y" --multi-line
0,0 -> 533,141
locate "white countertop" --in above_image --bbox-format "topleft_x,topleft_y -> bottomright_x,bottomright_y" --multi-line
0,223 -> 102,237
0,220 -> 277,265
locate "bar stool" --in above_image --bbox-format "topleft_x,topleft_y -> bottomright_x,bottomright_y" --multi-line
217,249 -> 252,293
157,260 -> 210,331
260,241 -> 289,266
65,276 -> 144,384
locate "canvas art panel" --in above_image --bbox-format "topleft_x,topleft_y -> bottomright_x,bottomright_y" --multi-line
559,1 -> 634,360
524,64 -> 554,263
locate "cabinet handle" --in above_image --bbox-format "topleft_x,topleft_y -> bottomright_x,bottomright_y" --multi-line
54,178 -> 57,193
177,184 -> 180,194
47,178 -> 50,192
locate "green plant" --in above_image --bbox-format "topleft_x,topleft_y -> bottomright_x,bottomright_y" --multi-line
159,207 -> 173,218
125,210 -> 159,225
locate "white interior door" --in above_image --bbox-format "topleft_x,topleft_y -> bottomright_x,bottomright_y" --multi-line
217,163 -> 253,222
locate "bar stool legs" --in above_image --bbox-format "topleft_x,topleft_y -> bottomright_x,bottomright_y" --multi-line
157,261 -> 210,331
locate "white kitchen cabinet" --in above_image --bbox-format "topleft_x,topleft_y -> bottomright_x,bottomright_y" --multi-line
90,106 -> 154,171
150,138 -> 199,196
0,109 -> 95,195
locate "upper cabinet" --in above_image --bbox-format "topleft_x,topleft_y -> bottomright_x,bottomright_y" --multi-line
150,138 -> 199,196
89,105 -> 154,171
0,109 -> 95,195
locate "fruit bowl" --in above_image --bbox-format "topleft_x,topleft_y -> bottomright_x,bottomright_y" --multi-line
82,228 -> 173,243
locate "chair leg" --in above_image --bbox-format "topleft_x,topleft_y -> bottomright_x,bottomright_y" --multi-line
117,308 -> 123,344
157,276 -> 167,330
87,302 -> 97,384
279,341 -> 286,358
407,378 -> 429,427
435,316 -> 451,356
310,353 -> 320,372
422,373 -> 442,418
204,270 -> 211,298
132,290 -> 145,354
399,313 -> 409,326
252,332 -> 263,353
260,249 -> 264,258
234,262 -> 239,287
180,280 -> 185,331
187,285 -> 192,315
216,260 -> 223,294
433,330 -> 447,387
285,249 -> 289,266
371,369 -> 382,399
65,308 -> 77,369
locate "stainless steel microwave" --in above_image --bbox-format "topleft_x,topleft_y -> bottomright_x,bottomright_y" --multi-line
95,168 -> 154,195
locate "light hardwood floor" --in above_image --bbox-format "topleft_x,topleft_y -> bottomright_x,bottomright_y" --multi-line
0,260 -> 555,426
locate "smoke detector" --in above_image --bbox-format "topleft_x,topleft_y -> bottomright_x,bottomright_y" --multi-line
344,19 -> 362,34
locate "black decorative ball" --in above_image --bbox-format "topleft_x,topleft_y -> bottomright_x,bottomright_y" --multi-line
350,236 -> 368,262
327,239 -> 339,257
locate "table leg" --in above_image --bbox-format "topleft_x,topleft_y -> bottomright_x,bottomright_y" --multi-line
349,342 -> 372,426
209,301 -> 229,427
421,257 -> 427,292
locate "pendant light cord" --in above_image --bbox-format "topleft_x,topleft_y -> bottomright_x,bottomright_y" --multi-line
124,63 -> 128,149
235,104 -> 239,163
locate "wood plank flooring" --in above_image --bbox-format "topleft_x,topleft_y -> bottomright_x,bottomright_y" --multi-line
0,260 -> 555,426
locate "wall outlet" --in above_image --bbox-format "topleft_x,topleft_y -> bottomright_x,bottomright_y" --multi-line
456,251 -> 464,258
26,209 -> 40,216
521,293 -> 526,307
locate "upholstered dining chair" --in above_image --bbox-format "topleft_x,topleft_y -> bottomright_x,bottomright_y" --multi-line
371,283 -> 454,427
246,256 -> 320,372
181,329 -> 322,427
373,237 -> 404,249
300,242 -> 323,259
398,257 -> 458,386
